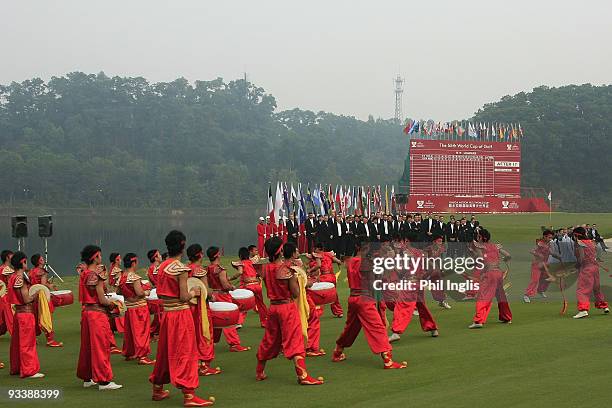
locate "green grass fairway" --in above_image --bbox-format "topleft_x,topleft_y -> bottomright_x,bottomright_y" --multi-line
1,213 -> 611,407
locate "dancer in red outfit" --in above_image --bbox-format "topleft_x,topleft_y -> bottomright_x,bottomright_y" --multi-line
186,244 -> 221,377
304,252 -> 325,356
256,238 -> 323,385
28,254 -> 63,347
333,242 -> 407,369
469,229 -> 513,328
0,250 -> 15,336
76,245 -> 123,390
230,247 -> 268,328
106,252 -> 124,353
8,252 -> 45,379
149,230 -> 215,407
425,235 -> 451,309
117,253 -> 155,365
388,233 -> 439,342
572,227 -> 609,319
523,230 -> 561,303
206,246 -> 250,352
147,249 -> 163,341
314,243 -> 344,317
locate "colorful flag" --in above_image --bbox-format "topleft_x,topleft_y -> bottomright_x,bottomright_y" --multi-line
274,182 -> 283,225
385,185 -> 389,214
267,183 -> 274,223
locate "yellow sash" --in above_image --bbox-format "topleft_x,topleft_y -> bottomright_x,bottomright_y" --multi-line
198,292 -> 211,343
293,267 -> 310,339
37,291 -> 53,333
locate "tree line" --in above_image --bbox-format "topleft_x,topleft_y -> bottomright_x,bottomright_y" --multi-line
0,73 -> 609,211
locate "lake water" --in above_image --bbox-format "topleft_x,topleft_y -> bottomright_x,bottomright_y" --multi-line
0,209 -> 261,276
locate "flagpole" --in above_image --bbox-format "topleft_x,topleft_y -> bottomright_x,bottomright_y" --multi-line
548,191 -> 552,225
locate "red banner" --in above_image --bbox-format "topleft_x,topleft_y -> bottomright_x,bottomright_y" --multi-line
404,196 -> 549,213
409,139 -> 521,198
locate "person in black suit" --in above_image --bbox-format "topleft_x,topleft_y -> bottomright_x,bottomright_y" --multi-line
344,214 -> 357,256
370,216 -> 380,242
421,213 -> 443,242
445,217 -> 459,257
286,213 -> 299,244
331,214 -> 347,256
379,214 -> 393,242
357,216 -> 373,242
457,217 -> 473,257
305,212 -> 318,252
317,214 -> 332,250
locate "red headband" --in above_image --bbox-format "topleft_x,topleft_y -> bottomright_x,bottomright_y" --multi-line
89,251 -> 101,261
275,244 -> 284,256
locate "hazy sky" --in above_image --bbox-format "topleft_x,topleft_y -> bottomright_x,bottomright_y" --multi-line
2,1 -> 611,121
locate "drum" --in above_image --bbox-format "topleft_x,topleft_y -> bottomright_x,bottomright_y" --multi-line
307,281 -> 336,305
106,292 -> 126,316
141,279 -> 152,291
29,284 -> 51,301
146,288 -> 158,301
230,288 -> 256,311
50,290 -> 74,307
209,301 -> 240,328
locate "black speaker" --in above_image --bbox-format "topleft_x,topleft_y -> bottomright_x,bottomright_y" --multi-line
11,215 -> 28,238
38,215 -> 53,238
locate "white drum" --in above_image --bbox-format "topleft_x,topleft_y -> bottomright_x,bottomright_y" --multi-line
229,288 -> 256,311
209,301 -> 240,328
146,288 -> 158,300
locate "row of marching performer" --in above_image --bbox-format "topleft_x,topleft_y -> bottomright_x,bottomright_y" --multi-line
0,250 -> 69,379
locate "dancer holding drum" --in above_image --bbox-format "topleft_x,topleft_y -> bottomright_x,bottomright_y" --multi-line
28,254 -> 64,347
256,237 -> 324,385
206,246 -> 250,352
149,230 -> 215,407
186,244 -> 222,377
7,251 -> 46,378
116,253 -> 155,365
76,245 -> 122,390
314,243 -> 344,318
230,247 -> 268,328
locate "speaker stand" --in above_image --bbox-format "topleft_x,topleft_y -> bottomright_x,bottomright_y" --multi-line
43,238 -> 64,282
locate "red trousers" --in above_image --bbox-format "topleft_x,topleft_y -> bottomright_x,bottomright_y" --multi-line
388,289 -> 438,334
257,302 -> 305,361
10,312 -> 40,377
148,300 -> 163,336
524,262 -> 551,297
464,268 -> 481,298
0,296 -> 14,336
150,308 -> 199,390
473,271 -> 512,324
306,295 -> 322,351
319,273 -> 344,316
576,264 -> 608,311
122,305 -> 152,359
428,270 -> 446,301
212,293 -> 241,346
77,310 -> 113,383
258,237 -> 265,257
336,296 -> 391,354
239,283 -> 268,326
190,304 -> 214,363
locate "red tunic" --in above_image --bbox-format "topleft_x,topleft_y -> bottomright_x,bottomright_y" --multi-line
147,263 -> 160,286
156,259 -> 190,298
206,264 -> 229,291
320,252 -> 334,274
533,240 -> 550,264
79,269 -> 105,306
346,257 -> 363,290
239,260 -> 258,285
29,267 -> 46,285
7,273 -> 28,305
262,263 -> 292,301
0,264 -> 14,285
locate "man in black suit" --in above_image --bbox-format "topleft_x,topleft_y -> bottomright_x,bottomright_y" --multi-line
370,216 -> 380,242
445,217 -> 459,257
317,214 -> 332,250
421,213 -> 443,242
457,217 -> 473,257
379,214 -> 393,242
286,213 -> 299,244
357,216 -> 373,242
331,214 -> 347,256
344,214 -> 357,256
305,212 -> 318,252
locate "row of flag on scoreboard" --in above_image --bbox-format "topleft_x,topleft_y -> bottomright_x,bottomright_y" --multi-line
266,182 -> 397,225
403,119 -> 524,140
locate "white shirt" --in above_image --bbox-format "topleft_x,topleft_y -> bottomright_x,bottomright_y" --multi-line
364,222 -> 370,236
336,222 -> 342,236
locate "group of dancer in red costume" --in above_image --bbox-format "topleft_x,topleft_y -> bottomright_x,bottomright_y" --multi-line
0,223 -> 608,406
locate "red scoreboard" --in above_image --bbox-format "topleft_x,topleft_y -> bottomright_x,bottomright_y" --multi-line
408,139 -> 521,198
